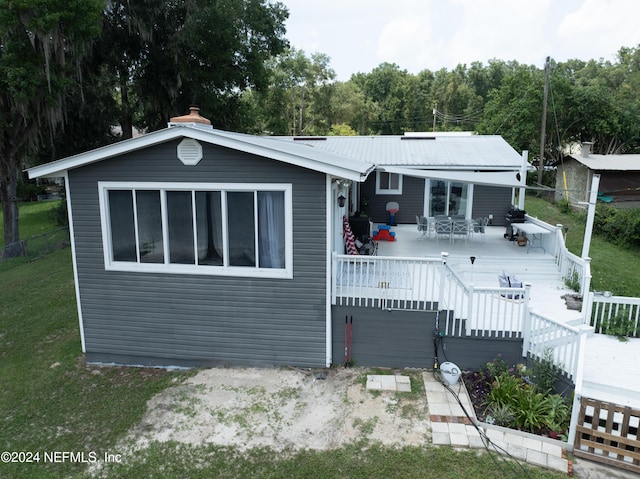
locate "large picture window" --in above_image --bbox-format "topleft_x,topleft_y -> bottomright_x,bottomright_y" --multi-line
99,182 -> 292,278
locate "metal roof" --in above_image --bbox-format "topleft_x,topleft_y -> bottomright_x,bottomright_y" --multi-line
27,125 -> 375,182
567,153 -> 640,171
275,134 -> 524,170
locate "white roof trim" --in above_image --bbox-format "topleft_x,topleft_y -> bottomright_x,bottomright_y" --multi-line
381,166 -> 525,188
568,153 -> 640,171
27,126 -> 374,182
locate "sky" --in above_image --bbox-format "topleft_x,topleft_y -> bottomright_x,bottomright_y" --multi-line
280,0 -> 640,81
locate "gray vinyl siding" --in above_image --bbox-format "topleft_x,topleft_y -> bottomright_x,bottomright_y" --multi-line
69,139 -> 327,368
471,185 -> 513,226
361,174 -> 425,224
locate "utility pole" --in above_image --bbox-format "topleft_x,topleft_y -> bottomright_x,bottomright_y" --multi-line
432,102 -> 437,132
538,56 -> 550,185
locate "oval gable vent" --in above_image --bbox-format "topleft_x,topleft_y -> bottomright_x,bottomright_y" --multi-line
177,138 -> 203,166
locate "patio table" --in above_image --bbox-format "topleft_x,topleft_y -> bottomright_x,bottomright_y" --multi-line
511,222 -> 551,253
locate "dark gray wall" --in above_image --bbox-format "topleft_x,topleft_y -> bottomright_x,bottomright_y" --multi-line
332,306 -> 523,370
70,139 -> 328,368
471,185 -> 514,226
360,174 -> 425,225
361,174 -> 516,227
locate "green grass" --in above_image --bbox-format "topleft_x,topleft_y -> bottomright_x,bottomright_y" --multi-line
88,442 -> 565,479
0,249 -> 192,479
0,200 -> 63,246
524,195 -> 640,296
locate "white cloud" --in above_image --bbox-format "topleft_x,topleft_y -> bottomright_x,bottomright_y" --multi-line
558,0 -> 640,60
281,0 -> 640,80
376,15 -> 433,71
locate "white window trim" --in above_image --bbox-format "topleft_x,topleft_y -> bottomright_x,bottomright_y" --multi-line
375,171 -> 403,195
98,181 -> 293,279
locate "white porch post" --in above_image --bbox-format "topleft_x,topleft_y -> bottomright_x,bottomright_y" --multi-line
326,176 -> 335,367
567,325 -> 590,446
581,174 -> 600,260
521,285 -> 533,357
518,150 -> 528,211
438,252 -> 449,310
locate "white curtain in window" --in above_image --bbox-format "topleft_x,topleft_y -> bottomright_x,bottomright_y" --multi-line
258,191 -> 285,268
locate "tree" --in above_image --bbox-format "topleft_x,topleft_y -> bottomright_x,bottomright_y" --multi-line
248,48 -> 336,135
0,0 -> 102,257
100,0 -> 289,135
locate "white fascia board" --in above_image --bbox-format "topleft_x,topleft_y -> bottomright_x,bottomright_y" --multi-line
27,128 -> 182,179
381,166 -> 524,188
27,126 -> 372,182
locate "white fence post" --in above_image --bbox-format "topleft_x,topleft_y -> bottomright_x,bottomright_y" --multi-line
439,252 -> 449,310
466,284 -> 474,336
567,324 -> 590,446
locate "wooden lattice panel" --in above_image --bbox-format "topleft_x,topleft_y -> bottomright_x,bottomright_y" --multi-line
574,397 -> 640,474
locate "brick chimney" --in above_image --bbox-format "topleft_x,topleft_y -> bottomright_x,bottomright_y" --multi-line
168,106 -> 212,130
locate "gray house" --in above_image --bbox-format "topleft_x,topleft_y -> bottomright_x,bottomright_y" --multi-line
28,110 -> 527,368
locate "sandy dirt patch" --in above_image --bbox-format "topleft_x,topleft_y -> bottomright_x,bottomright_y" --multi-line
126,367 -> 430,452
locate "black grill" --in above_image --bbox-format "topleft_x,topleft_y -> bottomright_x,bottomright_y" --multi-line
504,208 -> 526,240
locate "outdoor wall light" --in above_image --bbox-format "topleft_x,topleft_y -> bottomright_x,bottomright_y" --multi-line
337,194 -> 346,207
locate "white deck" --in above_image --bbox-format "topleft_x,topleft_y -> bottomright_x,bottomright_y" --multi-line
373,223 -> 640,409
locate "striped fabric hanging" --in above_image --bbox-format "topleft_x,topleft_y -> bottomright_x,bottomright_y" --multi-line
342,215 -> 359,255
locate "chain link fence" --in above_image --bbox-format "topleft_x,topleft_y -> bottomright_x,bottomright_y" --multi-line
1,227 -> 70,263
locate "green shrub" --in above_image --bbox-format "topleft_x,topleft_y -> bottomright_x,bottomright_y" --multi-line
17,180 -> 47,202
544,394 -> 571,435
483,355 -> 510,380
531,349 -> 561,393
564,269 -> 580,292
598,310 -> 639,341
556,199 -> 571,214
594,204 -> 640,249
482,353 -> 570,435
512,386 -> 552,433
485,372 -> 521,409
51,197 -> 69,227
485,403 -> 515,428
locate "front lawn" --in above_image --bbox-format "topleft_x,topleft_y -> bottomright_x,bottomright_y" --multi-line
1,249 -> 566,478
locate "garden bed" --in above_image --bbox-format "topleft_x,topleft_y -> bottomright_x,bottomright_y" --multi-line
461,353 -> 572,441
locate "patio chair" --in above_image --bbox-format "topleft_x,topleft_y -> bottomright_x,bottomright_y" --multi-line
451,219 -> 469,243
498,271 -> 523,299
435,217 -> 452,243
416,215 -> 430,239
473,217 -> 488,241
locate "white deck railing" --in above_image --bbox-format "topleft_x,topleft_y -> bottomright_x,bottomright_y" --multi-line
440,265 -> 529,337
584,293 -> 640,336
524,215 -> 592,296
332,253 -> 530,337
332,253 -> 442,310
523,311 -> 592,381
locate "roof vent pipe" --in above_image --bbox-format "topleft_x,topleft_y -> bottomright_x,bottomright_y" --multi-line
581,142 -> 593,157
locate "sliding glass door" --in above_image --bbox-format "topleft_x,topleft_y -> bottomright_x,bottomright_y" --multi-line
428,180 -> 469,217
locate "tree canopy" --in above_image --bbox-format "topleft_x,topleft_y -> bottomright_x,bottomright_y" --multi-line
3,0 -> 640,258
0,0 -> 103,257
